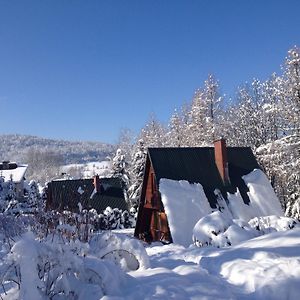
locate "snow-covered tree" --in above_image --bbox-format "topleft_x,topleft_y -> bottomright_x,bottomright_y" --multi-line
24,149 -> 64,185
183,75 -> 224,146
140,114 -> 167,148
128,139 -> 147,204
116,128 -> 135,162
282,46 -> 300,133
203,74 -> 223,139
112,149 -> 126,177
256,134 -> 300,218
111,148 -> 130,193
167,109 -> 185,147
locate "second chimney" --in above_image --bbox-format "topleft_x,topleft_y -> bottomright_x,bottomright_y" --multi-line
214,139 -> 229,184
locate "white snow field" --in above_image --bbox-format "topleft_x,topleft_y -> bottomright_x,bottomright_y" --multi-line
1,168 -> 298,299
61,161 -> 112,178
1,227 -> 300,299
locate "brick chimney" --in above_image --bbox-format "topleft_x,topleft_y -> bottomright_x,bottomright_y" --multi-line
93,175 -> 101,193
214,139 -> 229,184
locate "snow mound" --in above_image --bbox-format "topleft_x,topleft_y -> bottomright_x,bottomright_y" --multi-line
89,231 -> 150,271
193,211 -> 260,248
159,179 -> 213,247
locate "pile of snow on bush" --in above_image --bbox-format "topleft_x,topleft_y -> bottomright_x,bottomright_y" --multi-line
193,212 -> 298,248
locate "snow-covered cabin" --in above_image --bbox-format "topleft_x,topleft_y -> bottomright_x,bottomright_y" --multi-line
46,176 -> 128,213
0,161 -> 28,199
134,139 -> 282,245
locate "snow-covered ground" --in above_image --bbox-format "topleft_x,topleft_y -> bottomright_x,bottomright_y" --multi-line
61,160 -> 112,178
1,169 -> 299,299
2,227 -> 300,300
115,227 -> 300,300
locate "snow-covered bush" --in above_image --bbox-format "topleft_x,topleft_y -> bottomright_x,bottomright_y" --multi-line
248,215 -> 298,233
193,211 -> 260,247
92,206 -> 136,231
193,211 -> 298,248
0,231 -> 127,300
89,231 -> 150,271
0,206 -> 148,299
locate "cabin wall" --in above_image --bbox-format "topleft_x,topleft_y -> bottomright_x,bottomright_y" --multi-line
144,165 -> 162,210
145,165 -> 155,206
135,159 -> 172,244
144,165 -> 171,242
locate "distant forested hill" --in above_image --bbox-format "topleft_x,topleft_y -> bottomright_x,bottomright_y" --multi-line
0,134 -> 115,164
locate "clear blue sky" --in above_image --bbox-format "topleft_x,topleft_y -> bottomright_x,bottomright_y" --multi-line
1,0 -> 300,144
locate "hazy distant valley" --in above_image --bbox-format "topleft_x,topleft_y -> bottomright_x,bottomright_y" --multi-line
0,134 -> 115,165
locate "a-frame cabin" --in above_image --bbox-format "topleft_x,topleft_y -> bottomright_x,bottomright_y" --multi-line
134,139 -> 261,244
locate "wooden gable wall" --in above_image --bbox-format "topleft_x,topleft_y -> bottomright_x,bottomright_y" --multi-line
134,155 -> 172,244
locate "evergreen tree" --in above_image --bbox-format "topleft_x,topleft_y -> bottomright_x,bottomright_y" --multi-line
282,46 -> 300,133
140,114 -> 167,148
127,139 -> 147,204
186,88 -> 211,146
111,148 -> 130,196
184,75 -> 223,146
203,74 -> 223,139
168,109 -> 185,147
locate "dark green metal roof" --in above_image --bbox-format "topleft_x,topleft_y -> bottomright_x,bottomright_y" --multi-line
148,147 -> 260,207
47,177 -> 128,213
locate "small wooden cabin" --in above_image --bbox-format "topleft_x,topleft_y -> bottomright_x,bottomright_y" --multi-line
46,176 -> 128,213
134,139 -> 261,244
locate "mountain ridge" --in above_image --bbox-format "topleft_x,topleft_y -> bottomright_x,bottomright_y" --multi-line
0,134 -> 115,164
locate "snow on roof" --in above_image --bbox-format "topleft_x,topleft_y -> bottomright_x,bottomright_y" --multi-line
228,169 -> 283,222
0,164 -> 28,183
159,169 -> 283,247
159,179 -> 213,247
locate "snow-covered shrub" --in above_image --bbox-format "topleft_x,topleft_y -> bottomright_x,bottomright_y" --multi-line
193,211 -> 299,248
92,206 -> 136,231
0,231 -> 126,300
129,206 -> 137,227
192,211 -> 255,247
89,231 -> 150,271
248,215 -> 298,233
192,212 -> 254,248
0,214 -> 35,243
